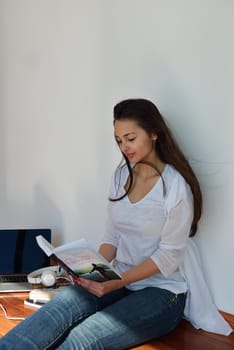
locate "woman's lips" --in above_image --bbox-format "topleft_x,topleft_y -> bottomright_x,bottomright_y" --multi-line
126,153 -> 135,160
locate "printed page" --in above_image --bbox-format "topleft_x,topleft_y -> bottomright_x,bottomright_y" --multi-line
36,235 -> 55,256
36,235 -> 121,281
55,245 -> 121,281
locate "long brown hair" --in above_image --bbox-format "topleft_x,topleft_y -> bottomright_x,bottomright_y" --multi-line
110,98 -> 202,237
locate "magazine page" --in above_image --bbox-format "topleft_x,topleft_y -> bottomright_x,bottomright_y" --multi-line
36,235 -> 121,282
36,235 -> 54,256
54,244 -> 121,282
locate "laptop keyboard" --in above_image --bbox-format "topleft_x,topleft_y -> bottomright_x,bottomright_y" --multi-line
0,275 -> 28,283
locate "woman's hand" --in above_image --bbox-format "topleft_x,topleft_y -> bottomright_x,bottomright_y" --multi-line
73,258 -> 160,297
73,277 -> 125,297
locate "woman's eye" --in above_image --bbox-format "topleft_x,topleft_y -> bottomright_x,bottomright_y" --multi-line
128,138 -> 136,142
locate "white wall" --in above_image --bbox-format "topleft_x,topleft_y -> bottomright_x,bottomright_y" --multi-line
1,0 -> 233,313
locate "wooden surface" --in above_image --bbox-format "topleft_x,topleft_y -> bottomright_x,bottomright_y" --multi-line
0,292 -> 34,337
131,311 -> 234,350
0,292 -> 233,350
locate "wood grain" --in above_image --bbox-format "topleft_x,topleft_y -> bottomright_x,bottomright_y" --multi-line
0,292 -> 233,349
0,292 -> 34,337
131,311 -> 234,350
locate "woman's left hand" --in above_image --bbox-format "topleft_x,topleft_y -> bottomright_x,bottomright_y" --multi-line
73,277 -> 124,297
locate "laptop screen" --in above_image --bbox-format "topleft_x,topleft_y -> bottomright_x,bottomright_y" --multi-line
0,229 -> 51,274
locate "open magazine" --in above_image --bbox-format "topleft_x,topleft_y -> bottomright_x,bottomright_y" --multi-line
36,235 -> 121,282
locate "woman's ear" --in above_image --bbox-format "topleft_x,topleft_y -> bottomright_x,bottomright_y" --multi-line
152,133 -> 157,141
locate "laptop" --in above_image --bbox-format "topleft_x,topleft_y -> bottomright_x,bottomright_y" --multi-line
0,229 -> 51,292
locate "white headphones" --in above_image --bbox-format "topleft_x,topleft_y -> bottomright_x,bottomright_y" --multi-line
27,266 -> 65,287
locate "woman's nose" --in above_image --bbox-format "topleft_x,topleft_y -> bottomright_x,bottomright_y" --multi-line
121,142 -> 129,153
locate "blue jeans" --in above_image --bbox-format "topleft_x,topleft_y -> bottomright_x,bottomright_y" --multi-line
0,285 -> 186,350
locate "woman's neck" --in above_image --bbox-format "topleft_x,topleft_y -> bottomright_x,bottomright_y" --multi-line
133,160 -> 165,179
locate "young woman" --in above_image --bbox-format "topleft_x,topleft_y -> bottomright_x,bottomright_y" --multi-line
0,98 -> 232,350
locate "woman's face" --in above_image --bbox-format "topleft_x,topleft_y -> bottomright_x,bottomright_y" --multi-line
114,119 -> 157,163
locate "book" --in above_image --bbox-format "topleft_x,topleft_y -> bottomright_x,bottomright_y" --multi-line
36,235 -> 122,282
24,299 -> 46,309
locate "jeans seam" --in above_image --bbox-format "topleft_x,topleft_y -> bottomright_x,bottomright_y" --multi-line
167,293 -> 186,331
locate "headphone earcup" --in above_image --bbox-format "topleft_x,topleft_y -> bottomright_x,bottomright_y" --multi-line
41,270 -> 57,287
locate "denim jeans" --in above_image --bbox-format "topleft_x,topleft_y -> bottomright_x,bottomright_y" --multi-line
0,285 -> 186,350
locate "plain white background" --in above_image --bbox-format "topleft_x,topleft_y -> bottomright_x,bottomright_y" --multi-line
0,0 -> 233,313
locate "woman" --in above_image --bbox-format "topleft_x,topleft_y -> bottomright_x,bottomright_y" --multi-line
0,98 -> 231,349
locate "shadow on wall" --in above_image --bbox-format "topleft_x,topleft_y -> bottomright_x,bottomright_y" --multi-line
0,4 -> 7,225
0,113 -> 7,225
33,183 -> 64,246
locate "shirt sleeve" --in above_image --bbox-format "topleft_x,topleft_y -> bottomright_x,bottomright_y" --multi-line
150,176 -> 194,277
